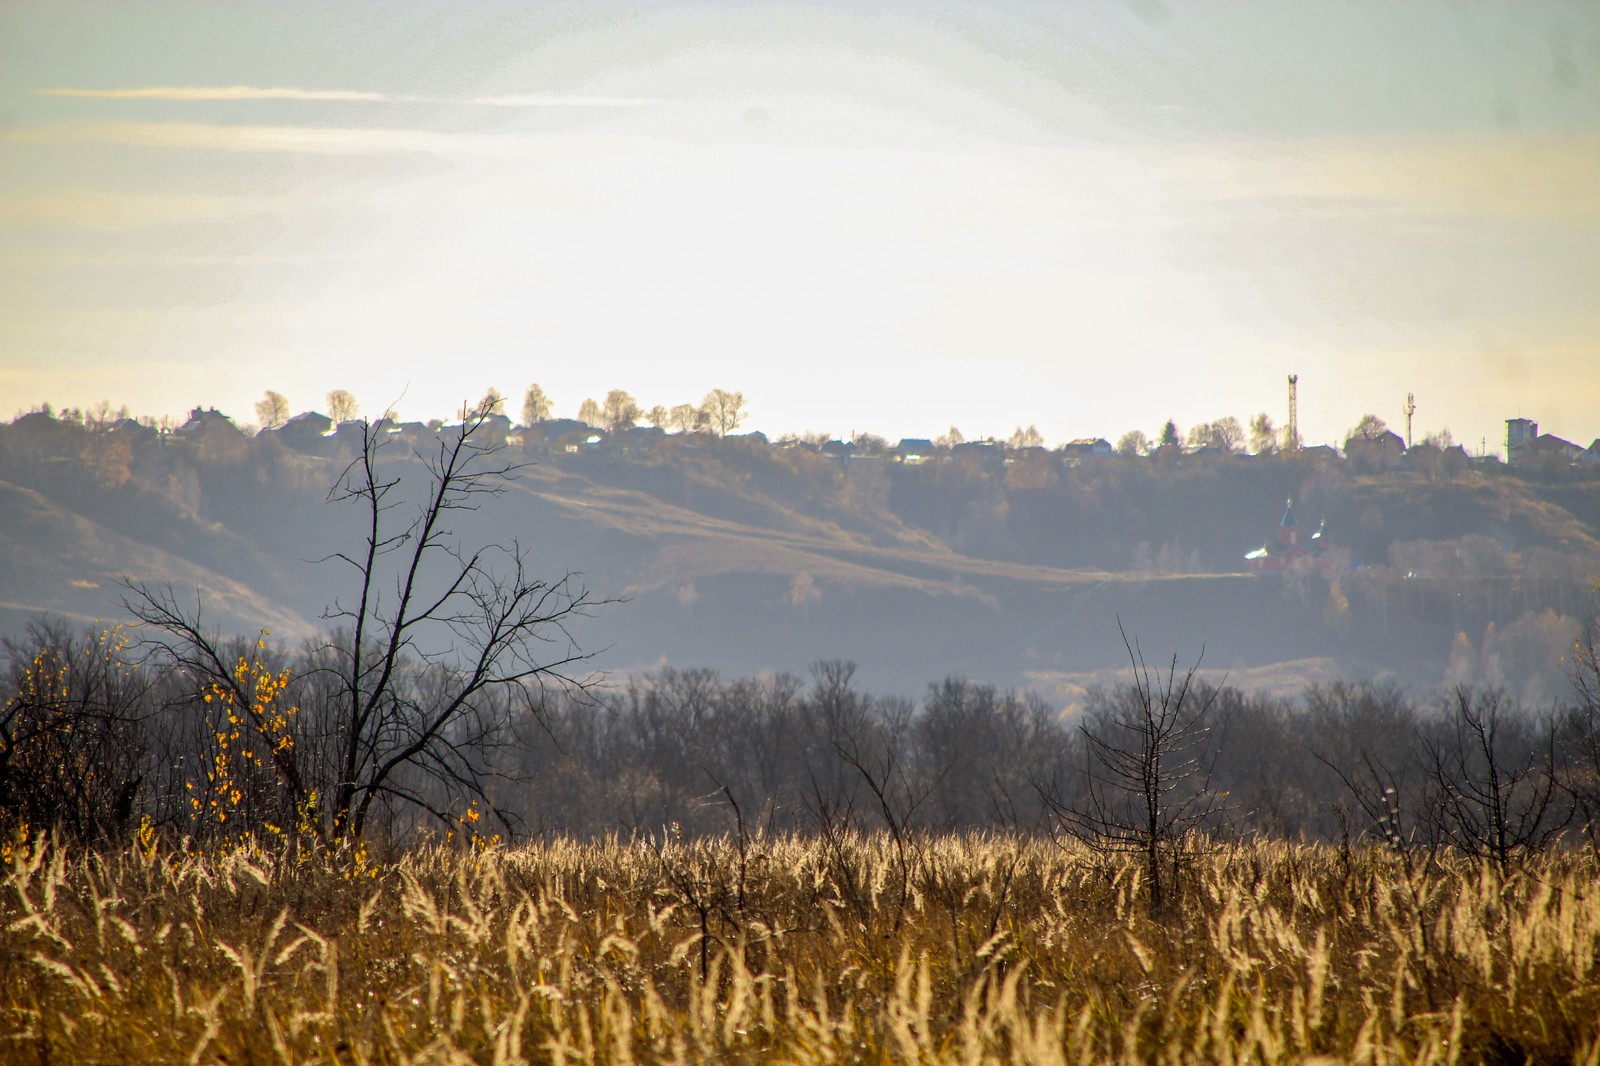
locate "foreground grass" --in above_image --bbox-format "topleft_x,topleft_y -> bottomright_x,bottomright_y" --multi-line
2,834 -> 1598,1064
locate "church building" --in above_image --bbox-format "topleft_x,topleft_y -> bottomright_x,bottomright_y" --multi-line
1244,499 -> 1328,572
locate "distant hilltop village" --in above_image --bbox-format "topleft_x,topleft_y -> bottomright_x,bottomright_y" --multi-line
133,402 -> 1599,581
207,404 -> 1600,471
16,400 -> 1600,475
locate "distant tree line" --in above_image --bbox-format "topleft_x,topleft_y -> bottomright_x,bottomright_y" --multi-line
234,384 -> 751,438
28,383 -> 1505,467
6,618 -> 1600,868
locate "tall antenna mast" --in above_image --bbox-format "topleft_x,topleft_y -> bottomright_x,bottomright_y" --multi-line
1286,374 -> 1299,451
1403,392 -> 1416,448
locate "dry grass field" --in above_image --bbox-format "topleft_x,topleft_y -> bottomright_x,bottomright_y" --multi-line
3,832 -> 1598,1064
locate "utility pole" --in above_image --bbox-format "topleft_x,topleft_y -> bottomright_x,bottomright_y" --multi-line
1286,374 -> 1299,452
1403,392 -> 1416,449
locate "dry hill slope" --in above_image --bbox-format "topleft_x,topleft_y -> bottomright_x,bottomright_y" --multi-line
3,420 -> 1598,700
0,480 -> 315,639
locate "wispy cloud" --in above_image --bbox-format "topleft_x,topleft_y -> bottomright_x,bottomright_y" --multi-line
37,86 -> 404,102
12,120 -> 538,157
0,189 -> 243,231
35,85 -> 661,107
468,94 -> 661,108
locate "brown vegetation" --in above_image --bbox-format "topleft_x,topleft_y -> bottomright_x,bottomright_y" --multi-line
2,832 -> 1598,1063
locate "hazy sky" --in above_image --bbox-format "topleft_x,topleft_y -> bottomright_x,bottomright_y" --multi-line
2,1 -> 1597,449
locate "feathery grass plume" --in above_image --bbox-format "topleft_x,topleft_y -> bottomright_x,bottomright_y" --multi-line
0,833 -> 1597,1062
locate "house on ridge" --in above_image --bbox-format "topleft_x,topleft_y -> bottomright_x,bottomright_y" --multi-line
893,438 -> 935,464
1060,437 -> 1113,463
1343,428 -> 1405,471
175,406 -> 241,438
1523,433 -> 1583,466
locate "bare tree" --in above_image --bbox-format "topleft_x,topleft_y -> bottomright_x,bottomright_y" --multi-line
1008,425 -> 1044,449
1347,413 -> 1389,442
643,405 -> 667,428
255,391 -> 289,431
0,621 -> 159,843
577,397 -> 603,427
1046,626 -> 1222,912
521,384 -> 552,426
1563,605 -> 1600,854
1315,743 -> 1421,858
699,389 -> 745,436
86,400 -> 126,429
666,404 -> 700,433
1212,417 -> 1244,452
123,412 -> 598,840
1249,413 -> 1277,455
327,390 -> 359,423
1185,418 -> 1243,453
474,388 -> 507,417
828,708 -> 939,933
1116,430 -> 1149,457
602,389 -> 640,432
1424,688 -> 1568,871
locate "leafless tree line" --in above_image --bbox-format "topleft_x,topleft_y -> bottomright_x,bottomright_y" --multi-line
8,617 -> 1600,868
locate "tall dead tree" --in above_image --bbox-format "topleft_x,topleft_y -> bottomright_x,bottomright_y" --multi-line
1424,688 -> 1567,872
1047,625 -> 1222,912
125,411 -> 597,841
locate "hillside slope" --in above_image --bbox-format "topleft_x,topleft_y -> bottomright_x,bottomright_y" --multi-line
0,480 -> 314,640
1,417 -> 1596,702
